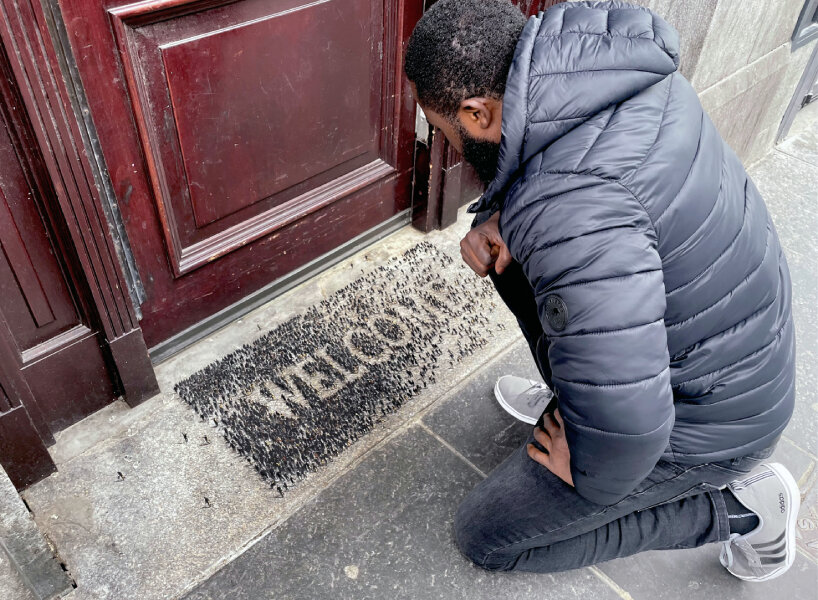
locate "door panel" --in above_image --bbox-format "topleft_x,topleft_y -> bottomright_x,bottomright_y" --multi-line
160,0 -> 376,229
0,300 -> 56,489
0,407 -> 56,489
62,0 -> 418,347
0,119 -> 78,347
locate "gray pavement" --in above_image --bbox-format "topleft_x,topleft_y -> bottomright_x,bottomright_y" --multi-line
182,338 -> 818,600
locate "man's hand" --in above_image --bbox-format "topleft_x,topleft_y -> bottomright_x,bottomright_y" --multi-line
460,212 -> 513,277
527,409 -> 574,487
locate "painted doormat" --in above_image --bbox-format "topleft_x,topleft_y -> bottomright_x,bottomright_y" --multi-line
174,241 -> 500,493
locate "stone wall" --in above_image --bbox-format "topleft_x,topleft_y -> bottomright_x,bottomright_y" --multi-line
629,0 -> 816,165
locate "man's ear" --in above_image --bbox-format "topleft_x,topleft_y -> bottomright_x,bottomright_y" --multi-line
458,97 -> 494,130
457,96 -> 503,143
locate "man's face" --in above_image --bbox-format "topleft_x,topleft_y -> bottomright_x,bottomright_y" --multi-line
412,85 -> 503,186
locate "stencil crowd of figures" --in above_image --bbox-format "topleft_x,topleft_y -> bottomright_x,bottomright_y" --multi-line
174,242 -> 501,495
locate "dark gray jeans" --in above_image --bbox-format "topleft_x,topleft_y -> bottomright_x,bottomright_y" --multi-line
455,258 -> 775,572
454,430 -> 774,572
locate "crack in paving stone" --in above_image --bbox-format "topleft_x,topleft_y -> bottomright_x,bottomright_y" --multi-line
174,242 -> 501,494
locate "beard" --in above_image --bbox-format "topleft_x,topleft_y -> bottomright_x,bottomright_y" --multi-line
456,122 -> 501,186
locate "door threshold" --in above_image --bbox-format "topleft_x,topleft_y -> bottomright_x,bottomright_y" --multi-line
148,210 -> 411,363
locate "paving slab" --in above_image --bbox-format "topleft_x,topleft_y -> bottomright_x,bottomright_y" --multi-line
183,426 -> 624,600
20,399 -> 280,600
595,437 -> 818,596
751,149 -> 818,262
596,544 -> 817,600
779,118 -> 818,168
0,465 -> 73,600
796,462 -> 818,566
0,549 -> 37,600
422,338 -> 538,475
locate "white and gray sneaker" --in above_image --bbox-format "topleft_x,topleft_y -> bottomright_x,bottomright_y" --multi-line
719,462 -> 800,582
493,375 -> 553,425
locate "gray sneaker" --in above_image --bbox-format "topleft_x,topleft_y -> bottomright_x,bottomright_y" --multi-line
493,375 -> 553,425
719,462 -> 800,582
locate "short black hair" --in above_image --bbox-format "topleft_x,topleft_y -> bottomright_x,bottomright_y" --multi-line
404,0 -> 526,118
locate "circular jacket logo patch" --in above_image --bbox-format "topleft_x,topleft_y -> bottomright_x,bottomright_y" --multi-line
545,295 -> 568,332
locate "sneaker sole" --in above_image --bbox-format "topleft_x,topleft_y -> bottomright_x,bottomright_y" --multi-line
493,380 -> 539,425
732,462 -> 801,582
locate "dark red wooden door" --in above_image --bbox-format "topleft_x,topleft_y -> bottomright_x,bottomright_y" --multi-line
59,0 -> 420,348
0,43 -> 119,487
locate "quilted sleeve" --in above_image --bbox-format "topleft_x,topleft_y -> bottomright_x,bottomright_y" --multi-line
500,173 -> 675,506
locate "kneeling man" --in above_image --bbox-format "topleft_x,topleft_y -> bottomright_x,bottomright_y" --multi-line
404,0 -> 798,581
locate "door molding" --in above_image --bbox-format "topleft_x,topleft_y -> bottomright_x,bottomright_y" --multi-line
41,0 -> 147,313
0,0 -> 158,407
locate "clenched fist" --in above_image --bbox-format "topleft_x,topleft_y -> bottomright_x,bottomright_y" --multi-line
459,212 -> 513,277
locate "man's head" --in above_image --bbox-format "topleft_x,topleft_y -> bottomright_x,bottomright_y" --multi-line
404,0 -> 526,184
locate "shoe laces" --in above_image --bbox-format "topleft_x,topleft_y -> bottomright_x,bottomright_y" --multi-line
524,383 -> 548,395
523,383 -> 550,408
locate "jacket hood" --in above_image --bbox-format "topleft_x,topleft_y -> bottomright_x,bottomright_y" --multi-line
470,1 -> 679,214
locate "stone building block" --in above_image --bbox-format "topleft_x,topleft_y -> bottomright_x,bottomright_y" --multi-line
707,36 -> 814,164
745,125 -> 781,167
694,0 -> 772,91
698,44 -> 793,162
699,44 -> 790,113
0,467 -> 73,600
750,0 -> 805,62
707,68 -> 787,161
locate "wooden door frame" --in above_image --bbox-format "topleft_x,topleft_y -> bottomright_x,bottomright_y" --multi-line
411,119 -> 483,232
0,0 -> 158,413
0,320 -> 57,489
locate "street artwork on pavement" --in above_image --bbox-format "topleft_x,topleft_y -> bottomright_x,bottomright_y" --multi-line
175,242 -> 498,494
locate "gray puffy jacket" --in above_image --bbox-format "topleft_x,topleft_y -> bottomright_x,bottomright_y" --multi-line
470,1 -> 795,505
